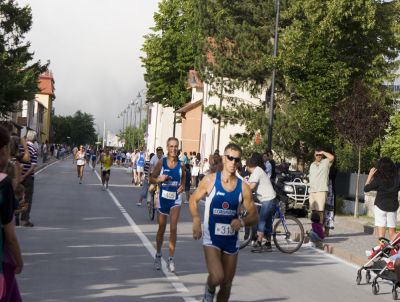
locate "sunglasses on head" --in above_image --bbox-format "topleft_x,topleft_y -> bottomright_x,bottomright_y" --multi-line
225,154 -> 241,163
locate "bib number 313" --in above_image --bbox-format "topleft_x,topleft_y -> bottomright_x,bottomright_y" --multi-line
215,223 -> 235,236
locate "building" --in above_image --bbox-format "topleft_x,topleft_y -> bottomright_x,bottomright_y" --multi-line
181,70 -> 263,159
146,103 -> 181,152
35,71 -> 55,143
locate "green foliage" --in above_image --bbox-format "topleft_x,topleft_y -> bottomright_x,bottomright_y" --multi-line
194,0 -> 281,94
118,121 -> 147,151
381,112 -> 400,163
52,111 -> 97,146
0,0 -> 48,116
141,0 -> 198,110
333,137 -> 379,173
200,0 -> 400,162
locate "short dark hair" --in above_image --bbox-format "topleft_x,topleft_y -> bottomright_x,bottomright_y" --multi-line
311,212 -> 320,223
224,143 -> 242,156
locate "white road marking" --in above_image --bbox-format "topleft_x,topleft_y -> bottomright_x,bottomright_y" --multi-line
35,159 -> 60,175
94,170 -> 199,302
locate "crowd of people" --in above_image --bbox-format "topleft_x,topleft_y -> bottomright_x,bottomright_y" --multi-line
3,128 -> 400,302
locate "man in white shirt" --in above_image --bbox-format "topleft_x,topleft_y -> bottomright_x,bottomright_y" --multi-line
309,149 -> 334,224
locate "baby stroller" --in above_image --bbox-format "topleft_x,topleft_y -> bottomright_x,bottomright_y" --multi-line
356,234 -> 400,299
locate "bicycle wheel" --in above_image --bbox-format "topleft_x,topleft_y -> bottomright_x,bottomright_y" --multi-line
147,193 -> 155,221
273,215 -> 304,253
239,226 -> 253,249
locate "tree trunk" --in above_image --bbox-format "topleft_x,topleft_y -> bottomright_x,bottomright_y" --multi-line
354,145 -> 361,218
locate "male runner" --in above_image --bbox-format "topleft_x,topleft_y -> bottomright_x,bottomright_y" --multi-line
136,149 -> 146,186
150,138 -> 185,273
99,149 -> 113,190
189,143 -> 258,302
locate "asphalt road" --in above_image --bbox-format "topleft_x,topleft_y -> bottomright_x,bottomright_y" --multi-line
16,160 -> 395,301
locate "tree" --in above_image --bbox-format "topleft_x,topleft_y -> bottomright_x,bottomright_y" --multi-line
381,112 -> 400,163
141,0 -> 199,133
333,81 -> 389,217
0,0 -> 48,115
52,111 -> 97,146
194,0 -> 400,163
118,120 -> 147,151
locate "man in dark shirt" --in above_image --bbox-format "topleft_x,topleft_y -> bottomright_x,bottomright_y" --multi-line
19,131 -> 38,227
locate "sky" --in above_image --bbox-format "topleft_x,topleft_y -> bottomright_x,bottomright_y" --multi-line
16,0 -> 160,134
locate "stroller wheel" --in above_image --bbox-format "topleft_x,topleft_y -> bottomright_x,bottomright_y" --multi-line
372,283 -> 380,295
393,289 -> 398,300
366,271 -> 371,284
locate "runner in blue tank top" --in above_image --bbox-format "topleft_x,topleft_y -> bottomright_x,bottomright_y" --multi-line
136,150 -> 146,186
189,143 -> 258,302
150,137 -> 186,273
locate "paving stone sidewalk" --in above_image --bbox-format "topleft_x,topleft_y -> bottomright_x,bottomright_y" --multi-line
308,215 -> 381,266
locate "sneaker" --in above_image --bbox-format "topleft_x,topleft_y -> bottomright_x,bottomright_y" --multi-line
137,202 -> 142,206
102,185 -> 106,191
21,221 -> 34,227
105,183 -> 108,189
154,254 -> 162,270
264,241 -> 272,250
167,257 -> 175,272
202,284 -> 215,302
251,241 -> 263,253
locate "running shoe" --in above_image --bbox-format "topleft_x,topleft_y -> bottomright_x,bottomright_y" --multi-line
154,254 -> 162,270
137,202 -> 142,206
106,183 -> 108,189
202,284 -> 215,302
167,257 -> 175,272
264,241 -> 272,250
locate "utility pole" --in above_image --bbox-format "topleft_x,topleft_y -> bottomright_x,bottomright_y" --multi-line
216,78 -> 223,150
266,0 -> 280,151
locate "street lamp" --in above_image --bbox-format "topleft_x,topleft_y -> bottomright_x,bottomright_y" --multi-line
266,0 -> 280,151
137,92 -> 143,128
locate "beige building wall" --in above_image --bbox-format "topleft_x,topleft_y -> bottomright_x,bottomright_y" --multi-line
36,94 -> 52,143
181,104 -> 202,154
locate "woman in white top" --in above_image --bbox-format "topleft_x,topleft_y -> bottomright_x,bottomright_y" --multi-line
75,145 -> 86,184
191,153 -> 201,188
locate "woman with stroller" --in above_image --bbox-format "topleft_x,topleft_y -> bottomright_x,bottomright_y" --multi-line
364,157 -> 400,241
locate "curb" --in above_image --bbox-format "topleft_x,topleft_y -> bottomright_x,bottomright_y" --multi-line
321,244 -> 365,267
336,216 -> 375,235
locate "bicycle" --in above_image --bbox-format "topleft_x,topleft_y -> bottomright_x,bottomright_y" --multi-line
239,200 -> 304,253
146,185 -> 159,221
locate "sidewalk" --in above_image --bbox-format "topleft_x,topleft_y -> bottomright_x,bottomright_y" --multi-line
308,215 -> 380,267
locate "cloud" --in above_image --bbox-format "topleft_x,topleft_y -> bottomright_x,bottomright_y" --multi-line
16,0 -> 159,133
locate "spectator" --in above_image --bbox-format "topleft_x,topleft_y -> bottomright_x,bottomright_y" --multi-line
308,148 -> 334,226
263,150 -> 276,181
19,131 -> 38,227
199,158 -> 210,181
0,126 -> 23,301
42,140 -> 48,163
364,157 -> 400,241
191,153 -> 201,188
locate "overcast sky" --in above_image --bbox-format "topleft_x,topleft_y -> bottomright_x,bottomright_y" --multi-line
16,0 -> 159,134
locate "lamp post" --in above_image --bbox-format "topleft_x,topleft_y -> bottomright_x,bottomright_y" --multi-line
266,0 -> 280,151
216,77 -> 223,151
137,92 -> 143,128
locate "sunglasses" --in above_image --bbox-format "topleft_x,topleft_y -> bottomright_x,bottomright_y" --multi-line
225,154 -> 241,163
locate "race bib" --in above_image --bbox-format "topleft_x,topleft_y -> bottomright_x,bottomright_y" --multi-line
215,223 -> 235,236
161,190 -> 176,200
